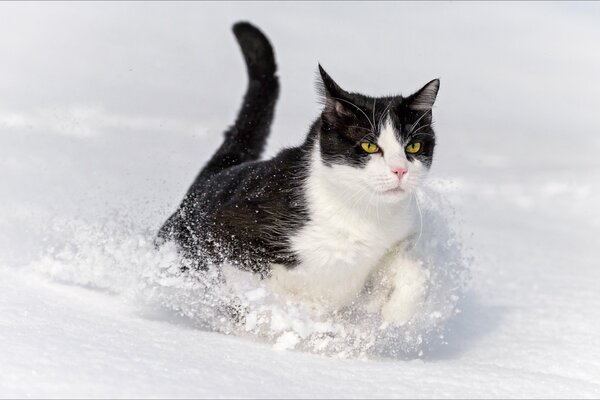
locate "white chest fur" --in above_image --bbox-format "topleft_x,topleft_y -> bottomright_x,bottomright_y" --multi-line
268,145 -> 417,312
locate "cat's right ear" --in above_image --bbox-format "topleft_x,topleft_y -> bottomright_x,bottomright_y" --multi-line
318,64 -> 343,99
317,64 -> 353,118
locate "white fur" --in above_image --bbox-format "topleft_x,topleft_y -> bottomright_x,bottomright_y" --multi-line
269,115 -> 429,324
362,241 -> 429,326
381,257 -> 428,325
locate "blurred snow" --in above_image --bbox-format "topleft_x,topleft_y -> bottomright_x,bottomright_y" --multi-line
1,2 -> 600,398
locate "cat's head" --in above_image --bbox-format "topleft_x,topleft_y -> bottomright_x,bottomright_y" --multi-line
315,65 -> 439,204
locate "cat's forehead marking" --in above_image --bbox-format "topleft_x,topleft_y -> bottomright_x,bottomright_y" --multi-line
377,116 -> 403,155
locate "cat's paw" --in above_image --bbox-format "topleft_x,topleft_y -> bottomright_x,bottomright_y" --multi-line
381,259 -> 429,326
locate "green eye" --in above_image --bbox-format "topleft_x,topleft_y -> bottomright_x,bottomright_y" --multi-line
405,141 -> 422,154
360,142 -> 379,154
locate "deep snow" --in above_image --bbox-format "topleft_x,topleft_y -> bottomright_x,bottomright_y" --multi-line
1,2 -> 600,398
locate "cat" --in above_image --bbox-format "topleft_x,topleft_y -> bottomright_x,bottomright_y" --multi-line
157,21 -> 439,325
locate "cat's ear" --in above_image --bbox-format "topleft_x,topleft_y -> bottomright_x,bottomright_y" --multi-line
406,79 -> 440,111
317,64 -> 353,117
318,64 -> 344,99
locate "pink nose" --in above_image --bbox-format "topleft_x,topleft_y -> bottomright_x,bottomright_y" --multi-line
392,167 -> 407,179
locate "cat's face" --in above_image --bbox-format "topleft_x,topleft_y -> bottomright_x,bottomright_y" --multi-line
316,65 -> 439,204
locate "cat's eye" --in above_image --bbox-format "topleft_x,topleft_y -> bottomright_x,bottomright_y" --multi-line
405,141 -> 422,154
360,142 -> 379,154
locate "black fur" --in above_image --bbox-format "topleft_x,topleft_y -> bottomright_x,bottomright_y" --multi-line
318,65 -> 439,168
157,22 -> 439,274
157,22 -> 309,274
200,22 -> 279,177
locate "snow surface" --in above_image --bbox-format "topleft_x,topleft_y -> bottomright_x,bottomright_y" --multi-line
1,2 -> 600,398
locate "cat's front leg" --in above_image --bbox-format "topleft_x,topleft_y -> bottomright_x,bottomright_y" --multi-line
380,255 -> 429,326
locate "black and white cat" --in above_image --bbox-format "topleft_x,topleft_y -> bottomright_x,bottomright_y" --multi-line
158,22 -> 439,325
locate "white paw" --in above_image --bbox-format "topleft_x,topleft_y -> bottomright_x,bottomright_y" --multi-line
381,259 -> 428,326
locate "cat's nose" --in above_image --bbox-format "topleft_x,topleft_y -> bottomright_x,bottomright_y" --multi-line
392,167 -> 407,179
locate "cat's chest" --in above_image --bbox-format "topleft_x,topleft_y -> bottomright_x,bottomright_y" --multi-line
269,204 -> 413,310
293,212 -> 404,265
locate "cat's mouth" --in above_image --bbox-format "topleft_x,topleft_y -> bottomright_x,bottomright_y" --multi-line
381,186 -> 405,195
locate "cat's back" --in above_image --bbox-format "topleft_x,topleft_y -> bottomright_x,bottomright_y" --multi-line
176,145 -> 311,271
197,145 -> 309,210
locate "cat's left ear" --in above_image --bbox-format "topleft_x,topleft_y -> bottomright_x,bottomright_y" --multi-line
407,79 -> 440,111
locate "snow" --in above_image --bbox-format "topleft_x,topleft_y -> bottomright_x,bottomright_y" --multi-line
1,2 -> 600,398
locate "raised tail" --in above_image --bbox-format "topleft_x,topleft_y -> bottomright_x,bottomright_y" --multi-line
156,22 -> 278,251
199,21 -> 279,177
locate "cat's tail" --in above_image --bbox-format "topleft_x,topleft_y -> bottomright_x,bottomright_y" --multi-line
199,21 -> 279,177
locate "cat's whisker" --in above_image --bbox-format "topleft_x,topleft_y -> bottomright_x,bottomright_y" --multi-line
408,192 -> 424,251
347,187 -> 370,209
410,109 -> 432,133
377,99 -> 394,129
344,189 -> 373,226
375,192 -> 382,226
411,123 -> 433,136
372,98 -> 377,132
332,96 -> 375,131
355,132 -> 377,146
361,191 -> 374,222
322,185 -> 371,222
